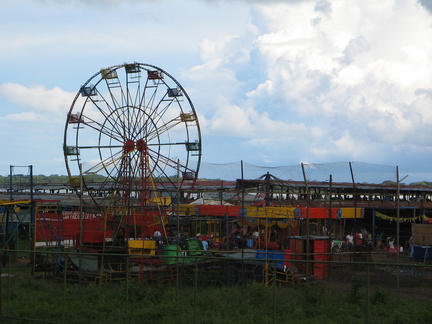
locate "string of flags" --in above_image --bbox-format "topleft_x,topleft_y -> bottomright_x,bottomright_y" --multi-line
375,211 -> 432,223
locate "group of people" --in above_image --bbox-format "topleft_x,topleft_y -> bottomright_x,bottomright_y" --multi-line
152,228 -> 216,250
341,229 -> 400,254
343,229 -> 373,251
195,233 -> 215,250
374,233 -> 399,253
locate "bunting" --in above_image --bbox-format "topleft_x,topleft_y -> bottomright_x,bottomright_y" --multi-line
375,211 -> 432,223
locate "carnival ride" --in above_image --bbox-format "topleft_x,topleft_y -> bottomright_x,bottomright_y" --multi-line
63,62 -> 209,282
63,62 -> 201,246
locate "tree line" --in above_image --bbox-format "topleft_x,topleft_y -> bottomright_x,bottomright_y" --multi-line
0,174 -> 108,187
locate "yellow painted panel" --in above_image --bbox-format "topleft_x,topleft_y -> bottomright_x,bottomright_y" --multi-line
341,208 -> 363,219
245,206 -> 296,219
128,240 -> 156,256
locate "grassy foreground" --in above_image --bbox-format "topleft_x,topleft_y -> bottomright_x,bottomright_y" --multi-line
1,271 -> 431,324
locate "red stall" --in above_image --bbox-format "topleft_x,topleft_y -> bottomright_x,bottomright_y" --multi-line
289,235 -> 330,280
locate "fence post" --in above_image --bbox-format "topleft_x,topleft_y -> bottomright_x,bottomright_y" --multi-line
125,253 -> 130,324
366,264 -> 370,324
194,260 -> 198,323
63,251 -> 68,324
273,257 -> 276,322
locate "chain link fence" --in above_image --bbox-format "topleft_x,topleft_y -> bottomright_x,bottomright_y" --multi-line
197,161 -> 398,183
1,248 -> 431,323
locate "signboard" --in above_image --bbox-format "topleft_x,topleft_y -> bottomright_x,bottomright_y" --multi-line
412,224 -> 432,245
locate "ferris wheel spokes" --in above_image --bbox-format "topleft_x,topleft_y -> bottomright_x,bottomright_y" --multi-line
64,62 -> 201,209
75,113 -> 125,144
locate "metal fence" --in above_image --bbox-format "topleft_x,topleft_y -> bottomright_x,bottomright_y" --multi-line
198,160 -> 398,184
1,248 -> 431,323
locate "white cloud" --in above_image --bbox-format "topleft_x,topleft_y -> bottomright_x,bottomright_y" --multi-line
2,111 -> 40,122
0,83 -> 73,116
247,0 -> 432,148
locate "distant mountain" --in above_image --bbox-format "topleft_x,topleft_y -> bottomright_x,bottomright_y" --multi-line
409,181 -> 432,187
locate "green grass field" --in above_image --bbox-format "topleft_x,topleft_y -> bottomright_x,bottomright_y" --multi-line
1,266 -> 431,324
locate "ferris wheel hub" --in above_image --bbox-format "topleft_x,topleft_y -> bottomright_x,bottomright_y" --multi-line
136,139 -> 147,153
123,139 -> 147,153
124,140 -> 135,153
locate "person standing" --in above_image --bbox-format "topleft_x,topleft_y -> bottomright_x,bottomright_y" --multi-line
388,237 -> 397,254
375,233 -> 383,250
355,232 -> 363,245
322,224 -> 328,236
153,229 -> 162,239
346,233 -> 354,251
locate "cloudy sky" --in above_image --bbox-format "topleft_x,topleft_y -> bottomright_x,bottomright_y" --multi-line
1,0 -> 432,183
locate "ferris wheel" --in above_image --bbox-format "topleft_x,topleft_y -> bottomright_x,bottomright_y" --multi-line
63,62 -> 202,207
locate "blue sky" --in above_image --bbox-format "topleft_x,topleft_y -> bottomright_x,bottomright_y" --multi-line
1,0 -> 432,183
